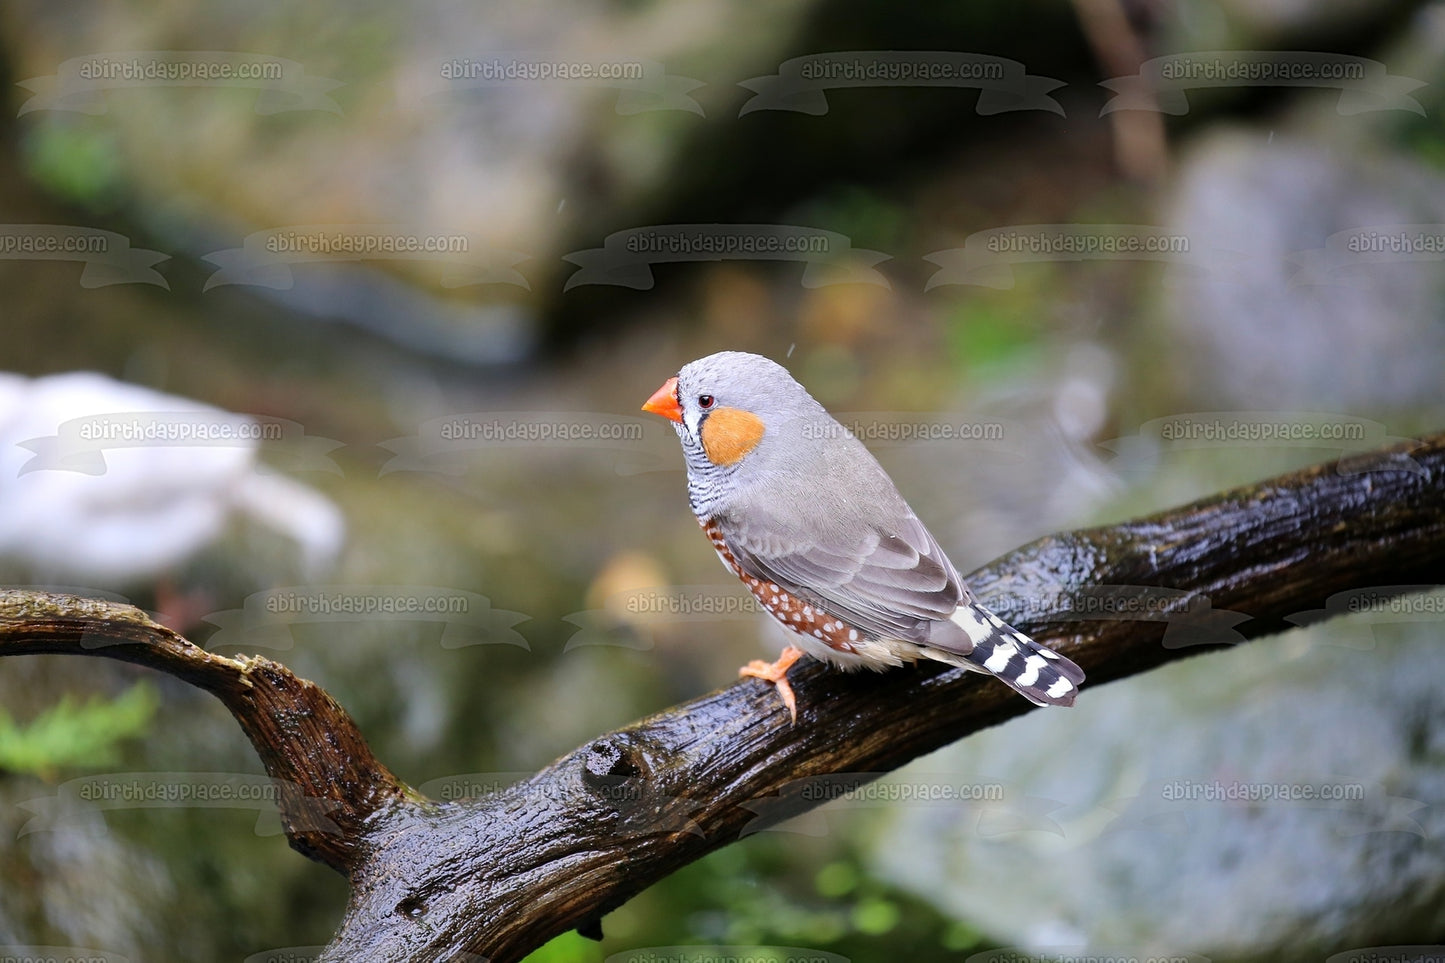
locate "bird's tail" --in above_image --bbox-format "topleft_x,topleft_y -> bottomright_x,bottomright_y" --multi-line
949,602 -> 1085,706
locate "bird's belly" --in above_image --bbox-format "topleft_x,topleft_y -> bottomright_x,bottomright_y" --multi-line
787,627 -> 918,670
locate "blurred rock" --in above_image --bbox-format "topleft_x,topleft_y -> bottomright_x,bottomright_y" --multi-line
1170,0 -> 1406,41
870,342 -> 1122,568
0,785 -> 171,955
866,611 -> 1445,960
1159,129 -> 1445,411
0,0 -> 812,359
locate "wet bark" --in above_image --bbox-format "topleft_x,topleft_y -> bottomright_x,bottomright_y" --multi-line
1,433 -> 1441,962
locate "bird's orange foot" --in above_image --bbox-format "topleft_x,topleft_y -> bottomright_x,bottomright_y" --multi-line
738,645 -> 804,723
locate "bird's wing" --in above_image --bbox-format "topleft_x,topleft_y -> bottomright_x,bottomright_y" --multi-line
719,505 -> 966,644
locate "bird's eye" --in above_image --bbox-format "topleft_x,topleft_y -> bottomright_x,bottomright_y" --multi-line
697,394 -> 715,409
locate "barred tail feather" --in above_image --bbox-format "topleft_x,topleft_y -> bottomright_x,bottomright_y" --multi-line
950,602 -> 1085,707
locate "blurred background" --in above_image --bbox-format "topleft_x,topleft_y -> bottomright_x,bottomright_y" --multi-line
0,0 -> 1443,961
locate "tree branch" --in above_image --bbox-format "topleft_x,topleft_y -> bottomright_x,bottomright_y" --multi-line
2,434 -> 1441,962
0,593 -> 408,870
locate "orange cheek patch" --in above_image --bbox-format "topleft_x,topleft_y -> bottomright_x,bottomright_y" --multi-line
700,407 -> 766,466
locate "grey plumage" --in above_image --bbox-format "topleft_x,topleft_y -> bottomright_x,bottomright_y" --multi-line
662,350 -> 1083,707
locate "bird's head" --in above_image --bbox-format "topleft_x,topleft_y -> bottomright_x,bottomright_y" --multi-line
643,350 -> 817,464
643,351 -> 822,513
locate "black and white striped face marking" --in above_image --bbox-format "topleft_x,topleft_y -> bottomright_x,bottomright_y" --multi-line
680,389 -> 707,443
669,362 -> 774,518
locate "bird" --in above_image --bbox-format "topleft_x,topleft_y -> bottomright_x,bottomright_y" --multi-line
641,350 -> 1084,722
0,371 -> 345,626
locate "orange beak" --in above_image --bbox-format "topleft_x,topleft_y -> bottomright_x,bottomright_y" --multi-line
641,376 -> 683,423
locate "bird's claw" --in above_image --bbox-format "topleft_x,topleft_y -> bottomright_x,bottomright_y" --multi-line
738,645 -> 804,723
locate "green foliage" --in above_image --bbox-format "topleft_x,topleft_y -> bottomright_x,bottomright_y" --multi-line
945,296 -> 1042,375
1384,76 -> 1445,174
850,895 -> 901,935
1401,117 -> 1445,174
0,682 -> 159,778
21,123 -> 127,211
813,859 -> 858,897
522,929 -> 605,963
795,185 -> 909,253
518,837 -> 990,963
